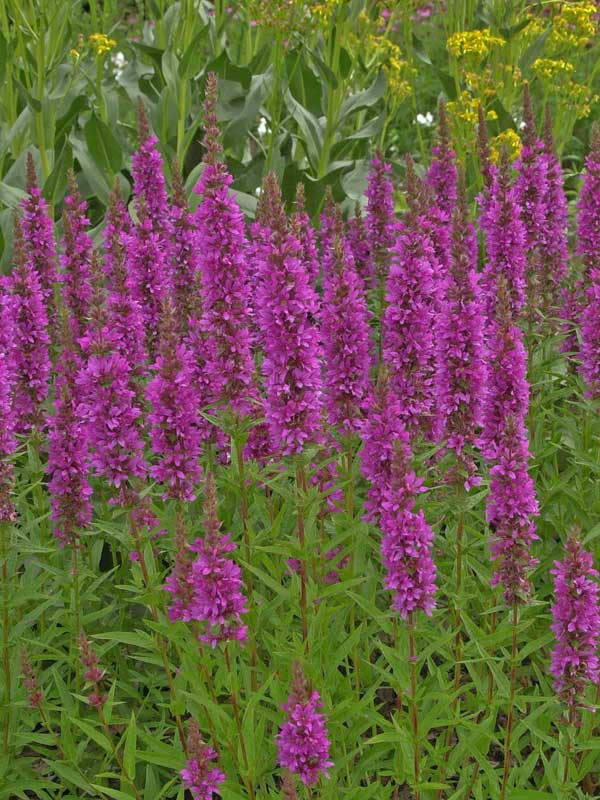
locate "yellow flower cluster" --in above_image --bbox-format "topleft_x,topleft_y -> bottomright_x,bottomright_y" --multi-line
532,58 -> 574,80
312,0 -> 340,22
88,33 -> 116,56
385,57 -> 415,102
550,2 -> 597,49
246,0 -> 309,35
446,28 -> 505,60
447,91 -> 497,125
490,129 -> 521,163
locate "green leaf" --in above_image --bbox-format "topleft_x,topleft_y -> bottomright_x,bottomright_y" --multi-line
70,717 -> 112,755
178,26 -> 208,79
284,90 -> 323,169
339,71 -> 386,120
123,711 -> 137,781
91,786 -> 136,800
49,762 -> 95,793
85,113 -> 122,176
0,32 -> 7,86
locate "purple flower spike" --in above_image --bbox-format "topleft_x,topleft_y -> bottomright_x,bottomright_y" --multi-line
181,720 -> 225,800
147,297 -> 202,501
551,537 -> 600,711
277,663 -> 333,786
0,288 -> 16,522
10,213 -> 51,434
366,152 -> 396,282
59,172 -> 93,342
255,172 -> 322,455
579,125 -> 600,399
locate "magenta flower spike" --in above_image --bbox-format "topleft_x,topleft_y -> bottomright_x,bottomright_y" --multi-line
479,148 -> 528,320
170,160 -> 200,332
483,280 -> 539,603
291,183 -> 319,286
550,537 -> 600,711
165,472 -> 248,646
360,370 -> 411,524
132,101 -> 172,239
102,181 -> 132,291
578,125 -> 600,399
255,172 -> 323,455
46,323 -> 93,547
426,100 -> 458,222
366,152 -> 396,283
348,202 -> 373,287
59,172 -> 93,342
77,252 -> 146,490
380,439 -> 437,617
433,176 -> 485,489
147,297 -> 202,501
194,72 -> 257,415
21,154 -> 58,332
383,157 -> 437,434
321,202 -> 371,435
9,213 -> 51,434
276,663 -> 333,786
0,287 -> 16,522
181,720 -> 225,800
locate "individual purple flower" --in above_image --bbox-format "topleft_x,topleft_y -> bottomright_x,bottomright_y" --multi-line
359,370 -> 410,524
0,288 -> 16,522
21,649 -> 43,709
291,183 -> 319,286
46,326 -> 93,546
59,172 -> 93,342
321,203 -> 371,434
181,720 -> 225,800
347,203 -> 372,287
78,631 -> 107,708
380,439 -> 437,617
147,298 -> 202,501
434,178 -> 485,489
21,153 -> 57,331
366,152 -> 396,282
479,148 -> 528,320
170,160 -> 200,331
194,72 -> 256,414
255,172 -> 323,455
77,253 -> 146,489
9,213 -> 51,434
168,472 -> 248,646
383,157 -> 437,433
550,537 -> 600,710
482,280 -> 539,602
578,125 -> 600,398
276,663 -> 333,786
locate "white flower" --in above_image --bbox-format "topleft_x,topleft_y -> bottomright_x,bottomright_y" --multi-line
416,112 -> 434,127
111,51 -> 127,78
254,186 -> 262,198
257,116 -> 269,137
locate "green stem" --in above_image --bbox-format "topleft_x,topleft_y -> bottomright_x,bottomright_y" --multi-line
500,603 -> 519,800
295,463 -> 309,647
72,545 -> 82,691
98,707 -> 143,800
1,521 -> 11,755
224,645 -> 255,800
408,613 -> 421,800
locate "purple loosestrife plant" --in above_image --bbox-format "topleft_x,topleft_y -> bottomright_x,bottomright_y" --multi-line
276,663 -> 333,787
77,253 -> 146,490
165,472 -> 248,646
321,203 -> 371,435
194,72 -> 257,415
360,370 -> 411,524
291,183 -> 319,286
147,298 -> 202,501
348,203 -> 372,287
132,101 -> 172,238
483,281 -> 539,603
380,439 -> 437,617
434,177 -> 485,489
383,157 -> 437,434
426,100 -> 458,222
21,154 -> 57,331
0,289 -> 16,522
10,214 -> 51,435
366,152 -> 396,282
550,537 -> 600,711
59,172 -> 93,342
46,325 -> 93,547
515,86 -> 550,321
255,172 -> 323,455
102,182 -> 132,290
578,126 -> 600,399
78,631 -> 107,708
479,148 -> 528,320
171,161 -> 200,332
181,720 -> 225,800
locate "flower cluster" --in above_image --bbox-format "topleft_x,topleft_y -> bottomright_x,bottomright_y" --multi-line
181,720 -> 225,800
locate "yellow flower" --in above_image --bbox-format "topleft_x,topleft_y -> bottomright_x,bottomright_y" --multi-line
447,28 -> 505,60
490,129 -> 521,163
69,48 -> 80,61
384,57 -> 415,103
532,58 -> 574,80
447,91 -> 498,126
88,33 -> 117,56
550,2 -> 597,49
